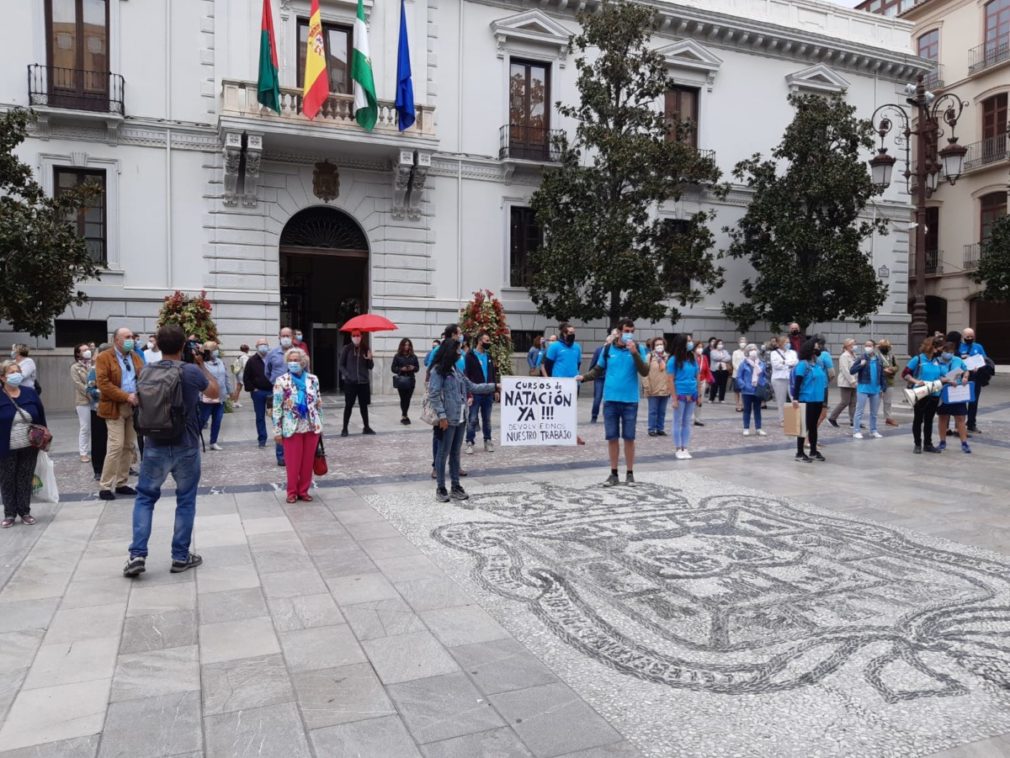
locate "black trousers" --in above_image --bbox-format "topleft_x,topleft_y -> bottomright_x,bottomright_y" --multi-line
90,410 -> 108,477
968,382 -> 982,429
342,382 -> 370,430
397,385 -> 414,417
797,402 -> 823,455
710,370 -> 729,402
1,447 -> 39,518
913,395 -> 939,447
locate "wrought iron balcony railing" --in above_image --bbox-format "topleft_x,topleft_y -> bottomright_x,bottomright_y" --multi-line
27,64 -> 125,115
964,242 -> 982,271
969,37 -> 1010,75
925,248 -> 942,275
499,124 -> 564,162
963,136 -> 1009,171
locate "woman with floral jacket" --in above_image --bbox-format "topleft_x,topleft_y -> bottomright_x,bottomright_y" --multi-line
272,348 -> 323,503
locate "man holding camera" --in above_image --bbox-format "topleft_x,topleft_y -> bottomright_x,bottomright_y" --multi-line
123,324 -> 220,577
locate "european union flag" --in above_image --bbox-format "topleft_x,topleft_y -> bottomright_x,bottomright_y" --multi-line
395,0 -> 416,131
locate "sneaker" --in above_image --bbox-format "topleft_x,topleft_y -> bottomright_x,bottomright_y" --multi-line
656,430 -> 667,436
450,486 -> 469,501
625,472 -> 636,486
590,417 -> 598,424
681,450 -> 692,460
742,429 -> 751,437
400,417 -> 409,425
827,418 -> 839,428
170,553 -> 203,573
795,453 -> 812,463
362,427 -> 376,435
968,426 -> 981,434
115,485 -> 137,496
852,433 -> 864,440
460,469 -> 468,477
938,441 -> 946,451
341,429 -> 348,437
233,402 -> 243,408
674,450 -> 686,460
122,555 -> 146,577
209,443 -> 223,451
871,431 -> 883,439
648,430 -> 658,437
811,451 -> 826,462
604,473 -> 620,487
962,442 -> 972,454
99,490 -> 115,501
465,442 -> 475,455
484,440 -> 494,453
914,445 -> 922,454
924,444 -> 941,454
435,487 -> 450,502
277,459 -> 286,467
756,429 -> 767,437
693,421 -> 704,427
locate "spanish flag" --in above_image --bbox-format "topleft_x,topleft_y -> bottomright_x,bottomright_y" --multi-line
302,0 -> 329,120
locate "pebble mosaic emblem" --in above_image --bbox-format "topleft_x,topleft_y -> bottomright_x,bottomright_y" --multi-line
432,482 -> 1010,702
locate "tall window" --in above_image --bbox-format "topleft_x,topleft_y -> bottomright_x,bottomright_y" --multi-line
925,206 -> 940,272
509,206 -> 543,288
982,93 -> 1008,164
665,86 -> 699,148
297,19 -> 352,95
917,29 -> 939,61
986,0 -> 1010,57
980,191 -> 1007,241
509,60 -> 551,160
45,0 -> 109,108
54,168 -> 106,265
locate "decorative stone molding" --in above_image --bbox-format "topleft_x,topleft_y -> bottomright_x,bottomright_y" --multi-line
786,63 -> 850,94
222,132 -> 243,207
491,9 -> 572,67
242,134 -> 263,207
655,39 -> 723,92
392,150 -> 432,220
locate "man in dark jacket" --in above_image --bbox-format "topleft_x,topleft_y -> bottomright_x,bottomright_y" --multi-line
244,338 -> 274,447
464,331 -> 499,454
339,330 -> 374,436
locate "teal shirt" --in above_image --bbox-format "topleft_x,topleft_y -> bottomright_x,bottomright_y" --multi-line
597,344 -> 648,403
665,356 -> 700,396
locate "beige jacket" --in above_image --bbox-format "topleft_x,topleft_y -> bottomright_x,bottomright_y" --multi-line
642,354 -> 670,397
837,350 -> 856,388
70,361 -> 90,406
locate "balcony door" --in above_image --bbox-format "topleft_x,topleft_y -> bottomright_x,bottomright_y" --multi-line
45,0 -> 109,111
982,93 -> 1008,164
985,0 -> 1010,65
509,60 -> 551,160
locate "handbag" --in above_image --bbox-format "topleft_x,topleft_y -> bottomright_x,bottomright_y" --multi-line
420,393 -> 439,426
313,437 -> 328,476
757,382 -> 774,402
9,396 -> 52,451
392,374 -> 413,391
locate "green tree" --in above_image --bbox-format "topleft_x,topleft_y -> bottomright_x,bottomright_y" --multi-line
0,109 -> 101,336
528,1 -> 725,329
973,214 -> 1010,301
721,93 -> 888,333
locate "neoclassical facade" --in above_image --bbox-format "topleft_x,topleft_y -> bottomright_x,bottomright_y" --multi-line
4,0 -> 928,407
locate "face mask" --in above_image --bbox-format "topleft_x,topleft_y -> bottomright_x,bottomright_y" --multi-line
864,347 -> 874,355
880,347 -> 890,355
295,333 -> 303,342
457,334 -> 464,343
257,345 -> 269,355
212,350 -> 220,359
280,337 -> 292,348
122,339 -> 135,353
716,343 -> 724,350
287,361 -> 303,374
964,338 -> 974,345
5,373 -> 23,387
621,332 -> 634,344
686,341 -> 694,351
82,351 -> 92,360
564,334 -> 575,346
481,342 -> 491,350
748,350 -> 758,359
351,337 -> 362,346
790,329 -> 799,336
738,342 -> 746,349
147,341 -> 155,350
654,343 -> 665,353
814,348 -> 823,357
941,352 -> 953,362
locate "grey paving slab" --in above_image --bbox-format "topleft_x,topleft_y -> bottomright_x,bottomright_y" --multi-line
118,610 -> 197,655
60,580 -> 130,611
204,701 -> 311,758
266,592 -> 344,632
0,599 -> 59,634
358,535 -> 425,562
311,546 -> 377,578
420,727 -> 534,758
0,631 -> 45,675
0,678 -> 110,752
201,653 -> 295,716
342,597 -> 427,641
98,690 -> 202,758
309,714 -> 423,758
0,734 -> 100,758
291,662 -> 395,730
0,668 -> 27,725
386,671 -> 505,745
194,544 -> 254,568
42,604 -> 124,645
192,563 -> 260,594
394,576 -> 474,613
247,547 -> 316,575
22,637 -> 119,691
198,617 -> 279,664
109,644 -> 199,702
197,587 -> 268,625
325,572 -> 400,606
125,580 -> 196,617
555,742 -> 644,758
277,624 -> 366,672
490,683 -> 624,758
361,630 -> 460,684
419,605 -> 510,648
259,568 -> 329,599
372,554 -> 447,583
448,639 -> 559,696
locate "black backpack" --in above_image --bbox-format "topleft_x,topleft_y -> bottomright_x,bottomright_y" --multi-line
136,361 -> 186,442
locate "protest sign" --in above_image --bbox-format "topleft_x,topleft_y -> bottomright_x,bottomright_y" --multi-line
500,377 -> 578,446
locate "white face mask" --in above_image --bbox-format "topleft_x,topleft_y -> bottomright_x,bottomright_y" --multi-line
864,346 -> 874,355
82,351 -> 92,360
351,337 -> 362,346
748,350 -> 758,359
654,343 -> 665,353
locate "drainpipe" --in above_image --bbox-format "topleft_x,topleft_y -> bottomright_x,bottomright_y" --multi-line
165,0 -> 173,288
456,0 -> 463,303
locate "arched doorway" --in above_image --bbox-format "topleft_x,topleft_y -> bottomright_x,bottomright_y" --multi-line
280,207 -> 369,392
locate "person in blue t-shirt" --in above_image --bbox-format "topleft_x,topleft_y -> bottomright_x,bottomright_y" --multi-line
578,319 -> 649,486
935,340 -> 973,454
790,337 -> 829,462
813,336 -> 834,430
545,323 -> 582,379
903,335 -> 944,454
588,337 -> 612,423
665,334 -> 702,460
850,339 -> 887,439
958,327 -> 988,433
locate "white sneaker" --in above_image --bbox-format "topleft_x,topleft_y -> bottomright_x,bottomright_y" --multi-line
756,429 -> 767,437
853,433 -> 864,440
743,429 -> 751,437
484,440 -> 495,453
465,442 -> 474,455
674,450 -> 686,460
871,431 -> 883,439
210,443 -> 223,451
234,402 -> 243,408
682,450 -> 692,459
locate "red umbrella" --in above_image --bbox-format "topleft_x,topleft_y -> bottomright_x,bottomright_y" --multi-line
339,314 -> 399,333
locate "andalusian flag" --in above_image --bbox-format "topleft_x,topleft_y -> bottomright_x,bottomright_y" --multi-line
352,0 -> 378,131
302,0 -> 329,120
257,0 -> 281,113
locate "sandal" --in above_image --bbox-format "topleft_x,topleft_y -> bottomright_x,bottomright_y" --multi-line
298,494 -> 313,502
285,495 -> 297,504
20,515 -> 36,526
1,518 -> 14,528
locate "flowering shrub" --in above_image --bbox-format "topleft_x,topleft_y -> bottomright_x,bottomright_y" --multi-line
459,289 -> 514,376
157,290 -> 219,343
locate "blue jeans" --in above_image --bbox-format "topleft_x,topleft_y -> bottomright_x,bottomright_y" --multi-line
591,379 -> 605,422
435,422 -> 465,489
742,394 -> 762,430
432,426 -> 441,469
853,391 -> 881,433
251,389 -> 270,445
647,396 -> 669,433
673,398 -> 696,448
466,394 -> 493,444
198,402 -> 224,445
129,444 -> 201,561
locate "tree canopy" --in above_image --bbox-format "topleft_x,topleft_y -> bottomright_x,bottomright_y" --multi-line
721,92 -> 888,333
528,1 -> 725,329
973,214 -> 1010,302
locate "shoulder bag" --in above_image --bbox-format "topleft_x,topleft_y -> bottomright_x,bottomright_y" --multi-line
313,437 -> 328,477
8,394 -> 52,451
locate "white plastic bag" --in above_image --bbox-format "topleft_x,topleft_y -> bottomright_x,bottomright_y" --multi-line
32,451 -> 59,503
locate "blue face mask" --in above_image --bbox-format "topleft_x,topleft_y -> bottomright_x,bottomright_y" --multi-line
212,350 -> 220,359
686,341 -> 694,351
621,332 -> 634,344
940,352 -> 953,362
257,345 -> 269,355
5,373 -> 23,387
122,339 -> 135,353
287,362 -> 303,375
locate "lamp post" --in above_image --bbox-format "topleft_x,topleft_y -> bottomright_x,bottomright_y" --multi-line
868,75 -> 967,353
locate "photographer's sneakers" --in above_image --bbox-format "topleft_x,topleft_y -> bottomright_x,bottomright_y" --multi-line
122,555 -> 146,577
170,553 -> 203,573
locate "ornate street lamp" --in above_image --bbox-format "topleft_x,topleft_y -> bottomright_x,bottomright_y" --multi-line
868,75 -> 967,354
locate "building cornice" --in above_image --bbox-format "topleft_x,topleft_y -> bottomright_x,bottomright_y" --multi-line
14,111 -> 220,152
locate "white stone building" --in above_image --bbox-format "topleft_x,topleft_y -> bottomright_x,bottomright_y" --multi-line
3,0 -> 927,408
